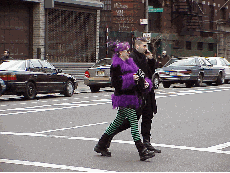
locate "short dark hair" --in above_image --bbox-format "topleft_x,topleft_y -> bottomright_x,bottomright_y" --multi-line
4,49 -> 10,54
135,37 -> 148,46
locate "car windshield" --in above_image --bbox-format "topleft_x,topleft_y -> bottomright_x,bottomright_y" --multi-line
0,60 -> 26,70
166,58 -> 196,67
222,58 -> 230,65
208,59 -> 217,65
93,59 -> 112,67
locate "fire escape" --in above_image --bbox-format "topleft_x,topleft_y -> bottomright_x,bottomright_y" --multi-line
171,0 -> 208,34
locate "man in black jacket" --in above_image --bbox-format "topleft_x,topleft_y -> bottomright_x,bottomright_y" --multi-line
0,50 -> 12,63
106,38 -> 161,154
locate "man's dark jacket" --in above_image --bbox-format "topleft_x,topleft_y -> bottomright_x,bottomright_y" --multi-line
129,48 -> 157,114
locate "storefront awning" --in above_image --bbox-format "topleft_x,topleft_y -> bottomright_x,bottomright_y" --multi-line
55,0 -> 104,9
22,0 -> 41,2
22,0 -> 104,9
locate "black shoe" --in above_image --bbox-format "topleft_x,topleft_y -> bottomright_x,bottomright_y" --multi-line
94,144 -> 111,157
139,148 -> 155,161
143,141 -> 161,153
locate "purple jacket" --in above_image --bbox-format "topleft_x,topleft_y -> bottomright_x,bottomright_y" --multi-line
110,54 -> 152,109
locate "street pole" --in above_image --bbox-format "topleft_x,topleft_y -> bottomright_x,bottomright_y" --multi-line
145,0 -> 148,33
106,26 -> 109,58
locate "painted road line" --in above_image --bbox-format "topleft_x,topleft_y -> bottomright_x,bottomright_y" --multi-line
1,131 -> 230,155
207,142 -> 230,150
0,159 -> 116,172
35,122 -> 108,134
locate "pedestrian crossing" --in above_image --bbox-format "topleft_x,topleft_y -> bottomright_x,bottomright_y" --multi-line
1,85 -> 230,102
1,85 -> 230,116
155,86 -> 230,98
1,86 -> 230,171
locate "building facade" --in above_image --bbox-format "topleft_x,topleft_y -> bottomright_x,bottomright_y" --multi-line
99,0 -> 230,60
0,0 -> 103,62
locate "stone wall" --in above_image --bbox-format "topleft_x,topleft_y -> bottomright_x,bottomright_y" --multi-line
217,25 -> 230,60
33,1 -> 45,59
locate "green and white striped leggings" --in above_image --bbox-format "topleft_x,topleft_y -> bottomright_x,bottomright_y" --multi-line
105,107 -> 140,142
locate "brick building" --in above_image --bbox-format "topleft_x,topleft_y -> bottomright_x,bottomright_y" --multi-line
0,0 -> 103,62
99,0 -> 230,60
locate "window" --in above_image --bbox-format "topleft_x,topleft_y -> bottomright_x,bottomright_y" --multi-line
102,0 -> 111,11
208,43 -> 214,51
221,8 -> 226,20
209,5 -> 214,30
39,60 -> 55,69
208,59 -> 217,65
220,58 -> 228,66
29,60 -> 42,68
197,42 -> 203,50
186,41 -> 191,50
173,40 -> 184,49
198,58 -> 206,66
167,58 -> 197,67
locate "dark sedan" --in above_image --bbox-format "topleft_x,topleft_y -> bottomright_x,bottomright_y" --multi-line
0,59 -> 78,99
0,78 -> 6,96
153,57 -> 225,88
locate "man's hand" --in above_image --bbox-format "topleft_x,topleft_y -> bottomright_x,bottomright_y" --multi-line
145,50 -> 154,59
144,79 -> 149,88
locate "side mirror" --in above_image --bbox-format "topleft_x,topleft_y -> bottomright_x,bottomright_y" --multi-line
57,69 -> 62,73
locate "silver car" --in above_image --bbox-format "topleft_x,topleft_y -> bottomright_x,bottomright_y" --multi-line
153,57 -> 225,88
206,57 -> 230,84
84,58 -> 112,92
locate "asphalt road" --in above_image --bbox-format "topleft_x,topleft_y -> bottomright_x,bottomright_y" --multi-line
0,82 -> 230,172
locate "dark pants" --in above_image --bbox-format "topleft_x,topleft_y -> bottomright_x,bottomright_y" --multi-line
112,90 -> 156,140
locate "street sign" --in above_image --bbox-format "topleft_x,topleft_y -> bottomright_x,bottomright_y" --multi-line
148,8 -> 163,12
143,33 -> 151,43
140,19 -> 148,25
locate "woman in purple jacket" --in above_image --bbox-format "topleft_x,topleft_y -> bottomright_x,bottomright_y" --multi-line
94,42 -> 155,161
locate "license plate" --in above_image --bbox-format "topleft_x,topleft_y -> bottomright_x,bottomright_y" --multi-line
97,71 -> 105,76
170,72 -> 177,76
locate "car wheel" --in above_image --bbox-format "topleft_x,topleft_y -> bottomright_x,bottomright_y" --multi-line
23,82 -> 36,100
216,73 -> 224,85
64,80 -> 74,97
195,74 -> 203,87
206,82 -> 212,85
162,82 -> 171,88
185,82 -> 193,88
153,75 -> 159,89
90,86 -> 100,92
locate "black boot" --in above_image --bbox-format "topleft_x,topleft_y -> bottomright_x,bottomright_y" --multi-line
94,133 -> 111,157
135,140 -> 155,161
143,137 -> 161,153
105,135 -> 114,148
106,118 -> 132,148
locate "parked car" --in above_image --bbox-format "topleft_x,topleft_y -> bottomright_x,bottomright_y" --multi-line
0,59 -> 78,99
206,57 -> 230,84
0,78 -> 6,96
84,58 -> 112,92
153,56 -> 225,88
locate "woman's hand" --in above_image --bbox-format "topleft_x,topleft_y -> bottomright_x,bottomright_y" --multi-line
133,74 -> 139,81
